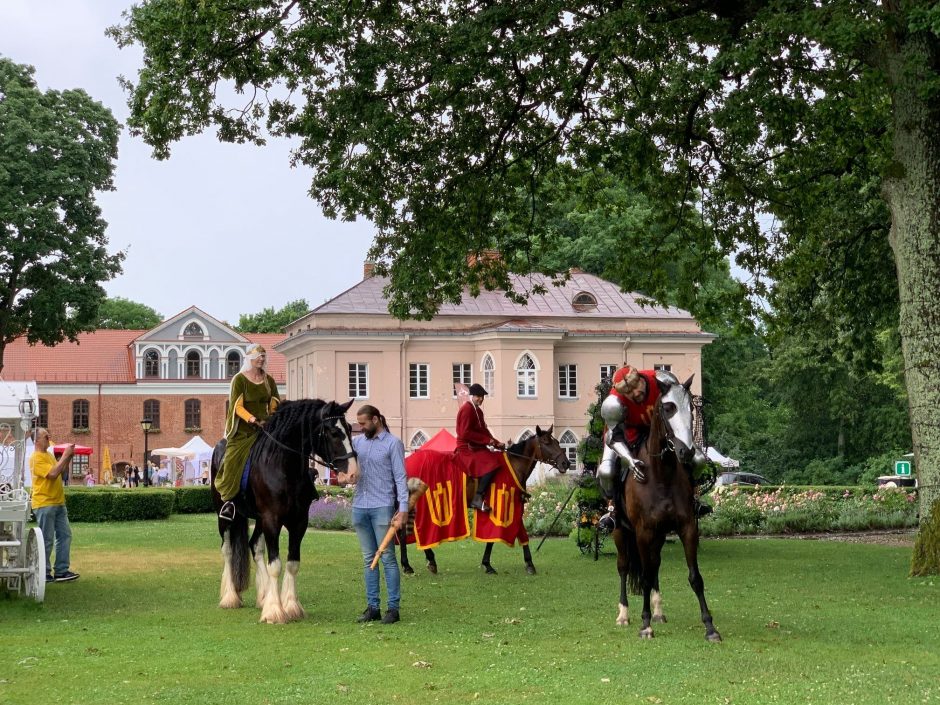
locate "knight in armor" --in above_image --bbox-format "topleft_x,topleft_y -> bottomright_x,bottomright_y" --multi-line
597,366 -> 711,530
455,383 -> 506,512
215,345 -> 281,521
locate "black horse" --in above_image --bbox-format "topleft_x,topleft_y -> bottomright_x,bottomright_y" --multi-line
613,373 -> 721,641
400,425 -> 570,576
210,398 -> 357,623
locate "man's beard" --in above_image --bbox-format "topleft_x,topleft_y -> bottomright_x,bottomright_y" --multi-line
364,427 -> 377,439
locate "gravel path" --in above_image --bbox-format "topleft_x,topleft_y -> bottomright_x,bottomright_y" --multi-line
711,530 -> 917,547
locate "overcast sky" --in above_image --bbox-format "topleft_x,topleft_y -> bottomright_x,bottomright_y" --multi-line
1,1 -> 376,325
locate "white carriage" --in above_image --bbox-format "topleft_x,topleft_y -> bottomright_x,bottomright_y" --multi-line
0,381 -> 45,602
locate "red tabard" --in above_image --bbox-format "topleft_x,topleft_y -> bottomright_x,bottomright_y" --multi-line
608,369 -> 661,444
455,401 -> 503,478
472,454 -> 529,548
406,449 -> 470,550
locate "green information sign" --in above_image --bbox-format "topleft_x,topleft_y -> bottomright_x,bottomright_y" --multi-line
895,460 -> 912,476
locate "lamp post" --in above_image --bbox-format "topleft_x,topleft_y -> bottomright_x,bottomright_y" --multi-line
140,419 -> 152,487
17,396 -> 36,488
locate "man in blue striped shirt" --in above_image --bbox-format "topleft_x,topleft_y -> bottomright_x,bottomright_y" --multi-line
346,404 -> 409,624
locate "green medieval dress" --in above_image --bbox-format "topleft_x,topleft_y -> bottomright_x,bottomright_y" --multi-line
215,371 -> 280,501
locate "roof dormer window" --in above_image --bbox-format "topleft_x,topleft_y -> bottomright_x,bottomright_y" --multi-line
572,291 -> 598,312
183,322 -> 205,339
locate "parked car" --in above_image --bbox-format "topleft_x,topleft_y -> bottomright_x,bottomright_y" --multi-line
876,475 -> 917,488
715,471 -> 771,487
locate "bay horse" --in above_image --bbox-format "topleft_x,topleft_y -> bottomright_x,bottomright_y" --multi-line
210,398 -> 358,624
614,372 -> 721,641
399,425 -> 570,576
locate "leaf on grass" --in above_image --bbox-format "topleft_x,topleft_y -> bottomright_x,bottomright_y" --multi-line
766,621 -> 780,628
413,661 -> 432,668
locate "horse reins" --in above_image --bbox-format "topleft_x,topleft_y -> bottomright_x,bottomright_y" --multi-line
256,414 -> 357,472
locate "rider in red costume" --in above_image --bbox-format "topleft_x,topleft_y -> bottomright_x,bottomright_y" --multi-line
455,383 -> 506,512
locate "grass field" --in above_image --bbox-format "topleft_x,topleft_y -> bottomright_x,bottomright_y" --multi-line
1,516 -> 938,705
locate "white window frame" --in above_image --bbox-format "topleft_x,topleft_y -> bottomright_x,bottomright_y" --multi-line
409,363 -> 430,399
452,362 -> 472,397
558,364 -> 578,399
559,430 -> 580,469
600,364 -> 617,383
482,354 -> 495,398
516,353 -> 537,399
409,430 -> 429,451
348,363 -> 369,399
654,363 -> 673,372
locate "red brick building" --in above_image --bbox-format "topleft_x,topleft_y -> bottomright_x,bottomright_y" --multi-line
4,307 -> 285,482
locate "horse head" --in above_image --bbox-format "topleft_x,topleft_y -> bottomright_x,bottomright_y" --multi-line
655,372 -> 706,468
534,425 -> 570,473
315,399 -> 359,476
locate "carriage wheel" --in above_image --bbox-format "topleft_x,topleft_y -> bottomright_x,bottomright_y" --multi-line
23,527 -> 46,603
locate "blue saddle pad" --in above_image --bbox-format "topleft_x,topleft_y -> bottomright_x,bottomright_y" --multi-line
239,460 -> 251,494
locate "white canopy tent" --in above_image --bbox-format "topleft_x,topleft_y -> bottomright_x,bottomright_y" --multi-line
149,447 -> 196,486
181,436 -> 214,484
706,446 -> 740,468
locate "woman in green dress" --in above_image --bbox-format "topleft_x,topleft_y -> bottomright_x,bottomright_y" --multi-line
216,344 -> 280,520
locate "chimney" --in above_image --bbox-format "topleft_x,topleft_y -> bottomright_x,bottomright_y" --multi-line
466,249 -> 501,267
363,261 -> 376,278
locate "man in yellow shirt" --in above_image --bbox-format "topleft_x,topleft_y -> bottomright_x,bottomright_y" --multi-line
30,428 -> 79,583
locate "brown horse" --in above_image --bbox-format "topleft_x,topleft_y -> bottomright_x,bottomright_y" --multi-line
613,373 -> 721,641
400,425 -> 570,575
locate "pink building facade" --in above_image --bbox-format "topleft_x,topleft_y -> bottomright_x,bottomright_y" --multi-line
276,269 -> 715,469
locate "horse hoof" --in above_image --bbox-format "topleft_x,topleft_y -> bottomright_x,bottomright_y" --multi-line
639,627 -> 654,639
652,615 -> 667,624
219,593 -> 242,609
616,605 -> 629,626
427,563 -> 438,575
260,604 -> 288,624
525,564 -> 536,575
283,601 -> 306,622
402,565 -> 415,575
706,631 -> 722,643
482,565 -> 497,575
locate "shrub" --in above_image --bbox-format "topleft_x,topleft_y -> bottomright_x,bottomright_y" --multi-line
63,487 -> 114,522
308,493 -> 353,530
524,479 -> 578,536
173,486 -> 214,514
62,487 -> 174,521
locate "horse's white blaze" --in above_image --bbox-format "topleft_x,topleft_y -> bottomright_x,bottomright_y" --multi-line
253,542 -> 269,607
219,531 -> 241,609
281,560 -> 305,622
652,590 -> 663,619
616,603 -> 629,626
259,558 -> 287,624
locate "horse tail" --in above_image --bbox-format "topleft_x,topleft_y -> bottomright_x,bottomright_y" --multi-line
230,514 -> 251,594
623,527 -> 643,595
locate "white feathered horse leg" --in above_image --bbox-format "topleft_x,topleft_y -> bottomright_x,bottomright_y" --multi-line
219,529 -> 242,609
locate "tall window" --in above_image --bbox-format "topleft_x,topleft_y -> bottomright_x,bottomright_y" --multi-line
72,399 -> 89,430
186,350 -> 201,378
482,354 -> 495,397
144,349 -> 160,378
559,430 -> 579,468
654,363 -> 673,372
38,399 -> 49,429
70,454 -> 89,480
226,351 -> 241,378
410,363 -> 430,399
185,399 -> 201,429
349,363 -> 368,399
452,363 -> 472,396
600,364 -> 617,383
558,364 -> 578,398
516,353 -> 537,398
410,431 -> 429,451
183,322 -> 204,338
143,399 -> 161,430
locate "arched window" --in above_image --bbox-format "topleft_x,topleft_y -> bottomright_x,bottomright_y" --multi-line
38,399 -> 49,429
517,429 -> 534,442
226,351 -> 241,378
184,399 -> 201,430
186,350 -> 201,378
572,291 -> 598,311
410,431 -> 429,451
559,430 -> 580,468
482,354 -> 495,397
72,399 -> 90,430
183,322 -> 204,339
516,353 -> 537,398
144,349 -> 160,378
143,399 -> 161,430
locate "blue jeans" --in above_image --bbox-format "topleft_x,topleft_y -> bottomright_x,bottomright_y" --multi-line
352,505 -> 400,610
34,505 -> 72,577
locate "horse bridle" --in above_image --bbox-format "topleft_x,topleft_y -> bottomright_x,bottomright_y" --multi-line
257,414 -> 357,472
504,435 -> 569,471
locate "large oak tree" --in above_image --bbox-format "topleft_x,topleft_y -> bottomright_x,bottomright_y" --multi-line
110,1 -> 940,572
0,57 -> 122,373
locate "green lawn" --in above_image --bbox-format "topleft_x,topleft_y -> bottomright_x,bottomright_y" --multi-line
1,516 -> 938,705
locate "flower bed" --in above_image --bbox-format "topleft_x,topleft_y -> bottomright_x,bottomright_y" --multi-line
308,487 -> 354,530
701,485 -> 919,536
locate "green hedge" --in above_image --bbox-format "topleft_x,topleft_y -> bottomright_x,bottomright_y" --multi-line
172,486 -> 214,514
63,487 -> 175,522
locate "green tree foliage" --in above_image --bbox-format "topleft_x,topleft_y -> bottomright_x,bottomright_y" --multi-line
235,299 -> 309,334
110,2 -> 940,571
96,297 -> 162,329
0,57 -> 122,373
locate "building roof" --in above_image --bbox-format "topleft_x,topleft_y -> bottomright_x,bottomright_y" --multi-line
308,271 -> 695,321
2,328 -> 286,384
